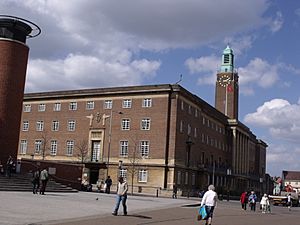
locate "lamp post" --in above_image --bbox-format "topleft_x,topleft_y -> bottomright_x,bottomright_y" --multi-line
226,168 -> 232,201
106,110 -> 123,178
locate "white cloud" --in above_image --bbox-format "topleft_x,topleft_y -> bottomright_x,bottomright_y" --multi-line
223,35 -> 255,55
244,98 -> 300,142
26,54 -> 161,92
269,11 -> 284,33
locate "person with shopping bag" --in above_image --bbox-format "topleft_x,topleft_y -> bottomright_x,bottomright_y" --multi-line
199,184 -> 218,225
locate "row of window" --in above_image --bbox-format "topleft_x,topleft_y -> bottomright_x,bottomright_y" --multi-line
22,118 -> 151,132
19,139 -> 150,157
23,98 -> 153,112
119,169 -> 148,183
180,100 -> 226,135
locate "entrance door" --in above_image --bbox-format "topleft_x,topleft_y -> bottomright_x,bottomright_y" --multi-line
91,141 -> 101,162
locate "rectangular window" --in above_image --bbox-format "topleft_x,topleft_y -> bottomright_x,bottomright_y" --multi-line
122,99 -> 132,108
195,109 -> 198,117
119,169 -> 127,180
187,124 -> 191,135
69,102 -> 77,111
38,103 -> 46,112
50,140 -> 57,155
68,120 -> 76,131
104,100 -> 113,109
194,127 -> 197,138
23,104 -> 31,112
35,140 -> 42,154
20,140 -> 27,154
66,140 -> 74,156
53,102 -> 61,111
120,140 -> 128,157
181,100 -> 184,110
138,170 -> 148,182
22,121 -> 29,131
180,120 -> 184,133
185,172 -> 189,185
86,101 -> 94,110
140,140 -> 149,157
188,105 -> 192,114
52,120 -> 59,131
141,118 -> 151,130
142,98 -> 152,107
177,171 -> 181,185
121,119 -> 130,130
36,121 -> 44,131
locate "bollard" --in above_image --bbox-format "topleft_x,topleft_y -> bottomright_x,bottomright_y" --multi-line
156,189 -> 159,197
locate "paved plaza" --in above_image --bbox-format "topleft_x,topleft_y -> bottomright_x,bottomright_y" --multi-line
1,191 -> 300,225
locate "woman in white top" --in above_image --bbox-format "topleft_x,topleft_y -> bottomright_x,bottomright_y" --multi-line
260,193 -> 269,213
201,185 -> 218,225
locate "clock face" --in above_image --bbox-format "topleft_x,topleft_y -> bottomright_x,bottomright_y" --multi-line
218,74 -> 231,87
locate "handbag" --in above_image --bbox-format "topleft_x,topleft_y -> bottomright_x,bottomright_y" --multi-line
197,205 -> 207,220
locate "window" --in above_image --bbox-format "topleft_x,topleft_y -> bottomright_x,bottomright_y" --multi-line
20,140 -> 27,154
224,54 -> 230,63
188,105 -> 192,114
34,140 -> 42,154
195,109 -> 198,117
36,121 -> 44,131
122,99 -> 132,108
140,140 -> 149,157
177,171 -> 181,184
138,170 -> 148,182
86,101 -> 94,110
119,168 -> 127,180
23,104 -> 31,112
120,140 -> 128,157
53,102 -> 61,111
66,140 -> 74,156
22,121 -> 29,131
202,117 -> 205,125
104,100 -> 113,109
185,172 -> 189,185
68,120 -> 76,131
181,101 -> 184,110
142,98 -> 152,107
38,103 -> 46,112
69,102 -> 77,111
192,173 -> 196,185
50,140 -> 58,155
194,127 -> 197,138
180,120 -> 184,133
141,118 -> 151,130
52,120 -> 59,131
187,124 -> 191,135
121,119 -> 130,130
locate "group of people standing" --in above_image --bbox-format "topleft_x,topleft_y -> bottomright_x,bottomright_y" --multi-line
0,155 -> 15,177
240,191 -> 271,213
31,168 -> 49,195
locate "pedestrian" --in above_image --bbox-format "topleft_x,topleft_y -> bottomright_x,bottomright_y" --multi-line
32,169 -> 40,194
39,168 -> 49,195
260,193 -> 269,213
112,176 -> 128,216
105,175 -> 112,194
172,184 -> 177,199
6,155 -> 14,178
0,161 -> 4,175
240,191 -> 248,210
200,184 -> 218,225
287,193 -> 292,211
248,191 -> 257,211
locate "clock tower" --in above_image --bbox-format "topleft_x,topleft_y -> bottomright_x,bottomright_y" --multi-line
215,46 -> 239,119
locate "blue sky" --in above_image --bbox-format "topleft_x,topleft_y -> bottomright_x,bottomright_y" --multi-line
2,0 -> 300,176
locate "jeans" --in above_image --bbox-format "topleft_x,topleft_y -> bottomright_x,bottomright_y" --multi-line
113,195 -> 127,215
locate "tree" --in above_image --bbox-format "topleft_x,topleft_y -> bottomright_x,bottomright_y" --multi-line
39,131 -> 50,160
126,139 -> 141,195
76,139 -> 89,163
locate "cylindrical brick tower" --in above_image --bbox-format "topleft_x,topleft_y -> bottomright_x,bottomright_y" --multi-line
0,15 -> 40,166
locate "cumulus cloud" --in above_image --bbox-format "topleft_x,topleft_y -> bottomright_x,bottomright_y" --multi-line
0,0 -> 271,92
244,98 -> 300,142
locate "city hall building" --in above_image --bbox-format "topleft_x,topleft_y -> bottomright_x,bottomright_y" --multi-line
18,46 -> 267,196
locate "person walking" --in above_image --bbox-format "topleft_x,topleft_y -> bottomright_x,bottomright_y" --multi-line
39,168 -> 49,195
260,193 -> 269,213
240,191 -> 248,210
172,184 -> 177,199
112,176 -> 128,216
32,169 -> 40,194
6,155 -> 14,178
105,176 -> 112,194
287,193 -> 292,211
248,191 -> 257,211
200,184 -> 218,225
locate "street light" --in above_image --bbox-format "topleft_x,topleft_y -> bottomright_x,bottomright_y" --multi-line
106,110 -> 123,178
